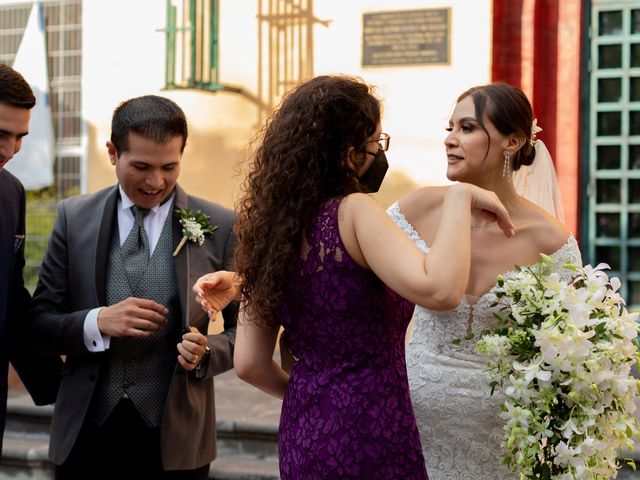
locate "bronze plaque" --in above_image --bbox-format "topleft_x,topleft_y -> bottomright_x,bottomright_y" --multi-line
362,8 -> 450,67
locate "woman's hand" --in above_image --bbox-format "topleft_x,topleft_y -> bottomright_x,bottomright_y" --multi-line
452,183 -> 515,237
192,271 -> 240,320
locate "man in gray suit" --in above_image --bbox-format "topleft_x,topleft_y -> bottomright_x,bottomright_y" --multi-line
29,95 -> 237,479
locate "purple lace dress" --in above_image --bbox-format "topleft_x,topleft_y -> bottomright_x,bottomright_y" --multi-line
277,197 -> 428,479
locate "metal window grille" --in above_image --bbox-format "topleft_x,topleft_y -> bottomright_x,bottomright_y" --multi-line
588,0 -> 640,308
257,0 -> 319,115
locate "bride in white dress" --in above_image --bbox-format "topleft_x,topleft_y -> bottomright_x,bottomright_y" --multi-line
389,84 -> 583,479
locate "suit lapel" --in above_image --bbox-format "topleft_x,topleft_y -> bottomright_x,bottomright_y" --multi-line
95,187 -> 119,306
172,185 -> 190,331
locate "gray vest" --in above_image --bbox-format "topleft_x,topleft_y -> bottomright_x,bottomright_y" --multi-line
91,212 -> 181,428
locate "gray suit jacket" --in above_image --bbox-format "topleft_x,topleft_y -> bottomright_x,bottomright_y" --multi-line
29,184 -> 238,469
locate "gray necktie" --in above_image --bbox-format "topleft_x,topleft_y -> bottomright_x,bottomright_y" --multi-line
121,205 -> 150,290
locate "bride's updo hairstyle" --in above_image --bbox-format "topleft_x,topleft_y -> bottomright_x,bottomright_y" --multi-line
457,83 -> 536,171
235,75 -> 381,325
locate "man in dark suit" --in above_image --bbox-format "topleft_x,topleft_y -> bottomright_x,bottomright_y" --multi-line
29,95 -> 238,479
0,63 -> 61,454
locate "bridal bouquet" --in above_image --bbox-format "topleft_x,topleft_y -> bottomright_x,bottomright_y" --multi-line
474,255 -> 640,479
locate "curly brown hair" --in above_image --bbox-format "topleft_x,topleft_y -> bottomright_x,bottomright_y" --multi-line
235,75 -> 381,325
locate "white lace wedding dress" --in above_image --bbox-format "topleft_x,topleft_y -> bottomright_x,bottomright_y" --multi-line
388,201 -> 583,480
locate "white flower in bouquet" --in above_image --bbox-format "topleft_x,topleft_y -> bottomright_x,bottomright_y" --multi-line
472,254 -> 640,479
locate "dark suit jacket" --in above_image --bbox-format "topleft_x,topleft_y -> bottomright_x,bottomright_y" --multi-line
0,170 -> 61,453
28,184 -> 238,469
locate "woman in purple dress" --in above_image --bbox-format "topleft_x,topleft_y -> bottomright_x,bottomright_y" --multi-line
195,75 -> 514,479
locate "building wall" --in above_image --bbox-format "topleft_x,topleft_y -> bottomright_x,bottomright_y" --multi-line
4,1 -> 582,217
81,0 -> 492,209
3,0 -> 583,232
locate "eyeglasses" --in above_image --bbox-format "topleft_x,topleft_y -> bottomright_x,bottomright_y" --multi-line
369,132 -> 390,152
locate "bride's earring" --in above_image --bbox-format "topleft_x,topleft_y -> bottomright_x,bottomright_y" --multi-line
502,151 -> 512,180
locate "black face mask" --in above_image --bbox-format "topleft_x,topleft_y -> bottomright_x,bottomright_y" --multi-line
359,149 -> 389,193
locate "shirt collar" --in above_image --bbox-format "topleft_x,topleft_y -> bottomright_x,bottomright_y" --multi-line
117,185 -> 175,215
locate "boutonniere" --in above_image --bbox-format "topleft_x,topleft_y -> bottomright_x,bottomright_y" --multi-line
172,208 -> 218,257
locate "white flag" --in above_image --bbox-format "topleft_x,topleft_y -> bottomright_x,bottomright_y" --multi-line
7,2 -> 55,190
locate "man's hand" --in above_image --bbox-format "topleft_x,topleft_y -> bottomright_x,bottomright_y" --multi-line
97,297 -> 168,337
192,271 -> 239,320
177,326 -> 208,371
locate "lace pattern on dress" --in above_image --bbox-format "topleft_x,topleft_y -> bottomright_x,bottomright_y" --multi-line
387,202 -> 429,254
277,198 -> 428,479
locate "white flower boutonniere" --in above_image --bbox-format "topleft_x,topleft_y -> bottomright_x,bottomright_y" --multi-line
172,208 -> 218,257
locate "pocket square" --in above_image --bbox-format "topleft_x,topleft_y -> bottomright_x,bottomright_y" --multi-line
14,234 -> 25,253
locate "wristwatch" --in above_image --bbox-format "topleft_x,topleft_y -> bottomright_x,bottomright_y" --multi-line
194,345 -> 211,379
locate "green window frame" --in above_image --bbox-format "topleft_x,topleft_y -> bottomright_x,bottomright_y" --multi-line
586,1 -> 640,308
165,0 -> 225,92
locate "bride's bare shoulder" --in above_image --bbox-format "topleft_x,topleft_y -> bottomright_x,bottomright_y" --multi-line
397,186 -> 449,221
521,203 -> 572,254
